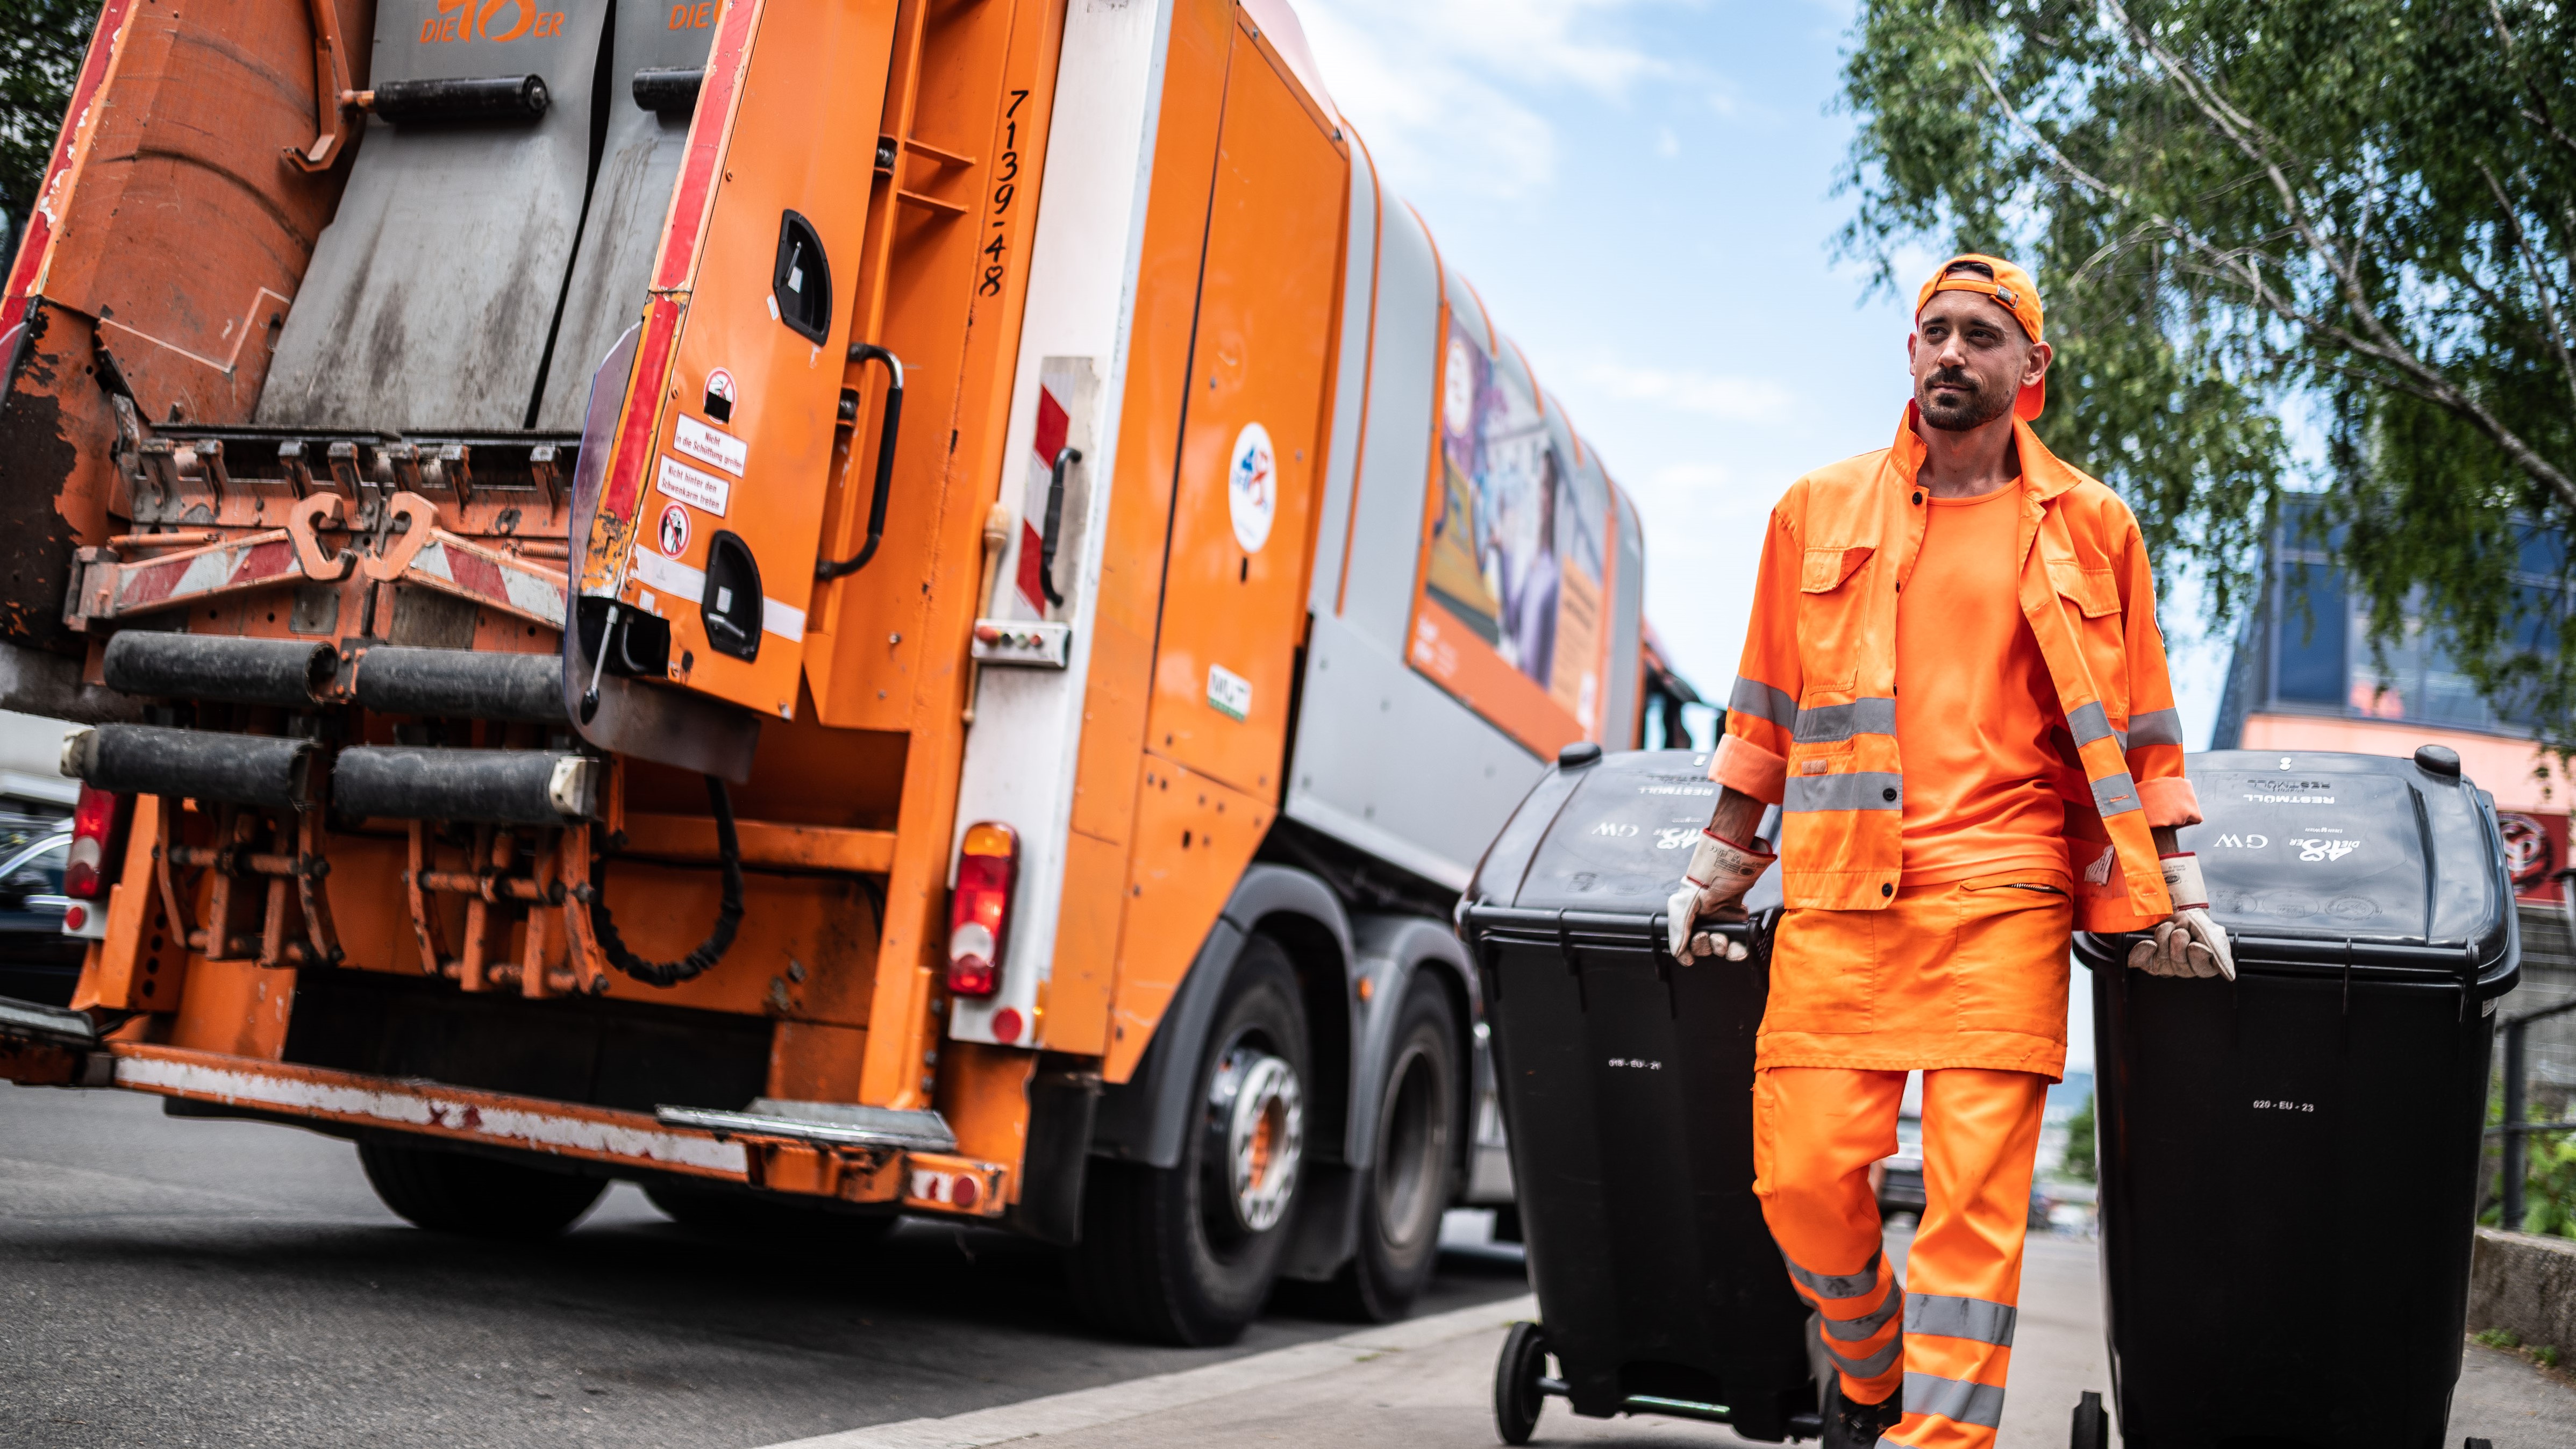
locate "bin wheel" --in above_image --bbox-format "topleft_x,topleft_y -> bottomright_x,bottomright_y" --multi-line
2070,1390 -> 2109,1449
1494,1320 -> 1549,1445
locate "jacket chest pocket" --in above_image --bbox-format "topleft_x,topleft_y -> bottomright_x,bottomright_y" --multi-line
1796,545 -> 1874,693
2047,559 -> 2128,715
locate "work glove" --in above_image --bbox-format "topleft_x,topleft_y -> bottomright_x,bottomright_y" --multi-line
2127,852 -> 2236,980
1666,829 -> 1774,963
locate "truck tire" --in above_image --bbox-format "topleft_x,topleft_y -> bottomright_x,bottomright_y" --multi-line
358,1140 -> 606,1240
1070,935 -> 1311,1345
645,1180 -> 899,1248
1329,975 -> 1458,1320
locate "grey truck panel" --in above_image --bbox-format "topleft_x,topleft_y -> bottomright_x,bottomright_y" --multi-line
256,0 -> 611,431
1287,611 -> 1544,890
535,11 -> 718,427
1332,197 -> 1439,655
1305,134 -> 1379,617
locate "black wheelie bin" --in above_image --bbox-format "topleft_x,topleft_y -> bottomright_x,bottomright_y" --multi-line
1460,744 -> 1818,1444
2073,747 -> 2520,1449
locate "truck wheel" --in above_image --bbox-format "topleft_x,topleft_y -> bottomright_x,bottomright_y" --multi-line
645,1181 -> 900,1248
1330,975 -> 1458,1320
1070,936 -> 1310,1346
358,1139 -> 606,1240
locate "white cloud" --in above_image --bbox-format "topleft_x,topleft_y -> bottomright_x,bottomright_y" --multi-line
1298,0 -> 1681,199
1581,360 -> 1799,422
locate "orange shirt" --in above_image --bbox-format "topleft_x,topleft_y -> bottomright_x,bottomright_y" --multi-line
1893,481 -> 2072,884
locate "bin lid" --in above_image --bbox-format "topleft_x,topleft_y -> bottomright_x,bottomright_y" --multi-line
1468,748 -> 1757,914
2179,750 -> 2506,947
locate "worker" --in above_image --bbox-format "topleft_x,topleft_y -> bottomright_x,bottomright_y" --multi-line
1666,254 -> 2231,1449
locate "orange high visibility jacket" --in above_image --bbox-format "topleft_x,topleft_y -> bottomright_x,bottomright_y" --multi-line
1713,408 -> 2202,933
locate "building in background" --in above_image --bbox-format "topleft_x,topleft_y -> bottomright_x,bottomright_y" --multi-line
2214,497 -> 2574,902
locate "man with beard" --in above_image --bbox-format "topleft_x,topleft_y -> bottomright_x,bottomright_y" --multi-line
1665,256 -> 2231,1448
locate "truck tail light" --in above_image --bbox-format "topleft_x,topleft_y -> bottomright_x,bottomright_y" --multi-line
947,822 -> 1017,997
65,784 -> 126,899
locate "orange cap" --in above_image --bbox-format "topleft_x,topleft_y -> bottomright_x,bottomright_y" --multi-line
1915,253 -> 2045,420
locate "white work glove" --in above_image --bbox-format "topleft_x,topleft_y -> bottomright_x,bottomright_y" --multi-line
2127,852 -> 2236,980
1666,829 -> 1774,963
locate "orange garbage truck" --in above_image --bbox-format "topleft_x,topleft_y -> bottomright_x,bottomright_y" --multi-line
0,0 -> 1673,1343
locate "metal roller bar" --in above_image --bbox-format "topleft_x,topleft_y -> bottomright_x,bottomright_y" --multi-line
352,647 -> 567,723
368,74 -> 551,125
102,632 -> 337,708
334,746 -> 597,826
62,724 -> 318,810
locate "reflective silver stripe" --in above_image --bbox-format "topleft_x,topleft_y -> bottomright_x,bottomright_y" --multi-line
1785,772 -> 1904,813
2090,771 -> 2143,817
1905,1372 -> 2007,1428
1781,1247 -> 1881,1301
1729,677 -> 1798,730
1793,697 -> 1897,743
1823,1332 -> 1902,1378
1906,1293 -> 2017,1346
1822,1278 -> 1902,1339
2128,707 -> 2185,747
2065,701 -> 2115,747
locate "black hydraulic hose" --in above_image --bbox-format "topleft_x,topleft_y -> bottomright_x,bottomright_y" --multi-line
586,775 -> 743,988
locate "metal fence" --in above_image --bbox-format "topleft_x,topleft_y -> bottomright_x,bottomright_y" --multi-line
2485,904 -> 2576,1231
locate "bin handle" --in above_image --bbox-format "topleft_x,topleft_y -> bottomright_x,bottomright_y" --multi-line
816,344 -> 904,581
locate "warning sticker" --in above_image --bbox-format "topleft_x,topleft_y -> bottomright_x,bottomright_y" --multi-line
674,415 -> 747,477
704,367 -> 738,422
1208,662 -> 1252,722
658,503 -> 691,558
655,454 -> 731,517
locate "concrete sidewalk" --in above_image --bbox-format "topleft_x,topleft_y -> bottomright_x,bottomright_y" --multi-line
767,1230 -> 2576,1449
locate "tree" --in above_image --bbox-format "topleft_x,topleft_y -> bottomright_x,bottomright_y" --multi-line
1840,0 -> 2576,734
2,2 -> 97,240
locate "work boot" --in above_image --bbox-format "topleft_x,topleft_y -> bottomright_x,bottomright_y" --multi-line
1824,1380 -> 1902,1449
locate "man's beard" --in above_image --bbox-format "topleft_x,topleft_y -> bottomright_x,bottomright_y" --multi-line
1917,367 -> 2013,431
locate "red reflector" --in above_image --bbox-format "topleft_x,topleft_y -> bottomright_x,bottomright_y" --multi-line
952,1174 -> 980,1210
63,903 -> 87,931
65,784 -> 126,900
991,1007 -> 1023,1044
947,822 -> 1017,998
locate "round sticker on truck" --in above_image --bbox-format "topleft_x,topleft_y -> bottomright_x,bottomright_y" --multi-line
658,503 -> 691,558
1228,422 -> 1275,554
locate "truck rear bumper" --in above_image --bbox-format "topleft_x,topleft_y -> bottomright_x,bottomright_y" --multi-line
95,1044 -> 1010,1217
108,1044 -> 750,1177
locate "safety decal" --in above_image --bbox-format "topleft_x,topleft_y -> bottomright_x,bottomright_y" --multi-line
703,367 -> 737,422
1017,384 -> 1074,611
1228,422 -> 1276,554
674,415 -> 746,476
658,503 -> 691,558
1208,662 -> 1252,722
655,454 -> 731,517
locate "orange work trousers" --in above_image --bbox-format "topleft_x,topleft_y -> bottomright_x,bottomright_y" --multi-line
1751,881 -> 2067,1448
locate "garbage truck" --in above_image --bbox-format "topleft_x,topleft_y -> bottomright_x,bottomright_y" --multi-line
0,0 -> 1673,1345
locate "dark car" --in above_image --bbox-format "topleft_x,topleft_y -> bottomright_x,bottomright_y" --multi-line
0,831 -> 82,1007
1876,1111 -> 2053,1232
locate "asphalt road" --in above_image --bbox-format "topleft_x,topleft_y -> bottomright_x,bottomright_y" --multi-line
0,1084 -> 1531,1449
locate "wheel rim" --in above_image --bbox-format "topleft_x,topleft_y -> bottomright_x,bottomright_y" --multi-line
1373,1039 -> 1449,1252
1205,1039 -> 1304,1234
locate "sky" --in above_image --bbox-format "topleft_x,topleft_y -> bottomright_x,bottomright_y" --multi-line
1293,0 -> 2235,755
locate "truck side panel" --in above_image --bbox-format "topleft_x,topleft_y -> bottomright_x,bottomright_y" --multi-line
1101,12 -> 1346,1082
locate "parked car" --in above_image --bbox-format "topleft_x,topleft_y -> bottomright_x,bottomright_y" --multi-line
0,831 -> 80,1007
1877,1111 -> 2053,1231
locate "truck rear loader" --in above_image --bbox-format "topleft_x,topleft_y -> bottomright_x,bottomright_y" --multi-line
0,0 -> 1681,1345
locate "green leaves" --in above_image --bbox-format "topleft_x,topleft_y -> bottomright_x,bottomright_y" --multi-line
1842,0 -> 2576,738
1,2 -> 97,233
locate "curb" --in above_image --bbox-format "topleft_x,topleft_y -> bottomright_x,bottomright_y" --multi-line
755,1293 -> 1540,1449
